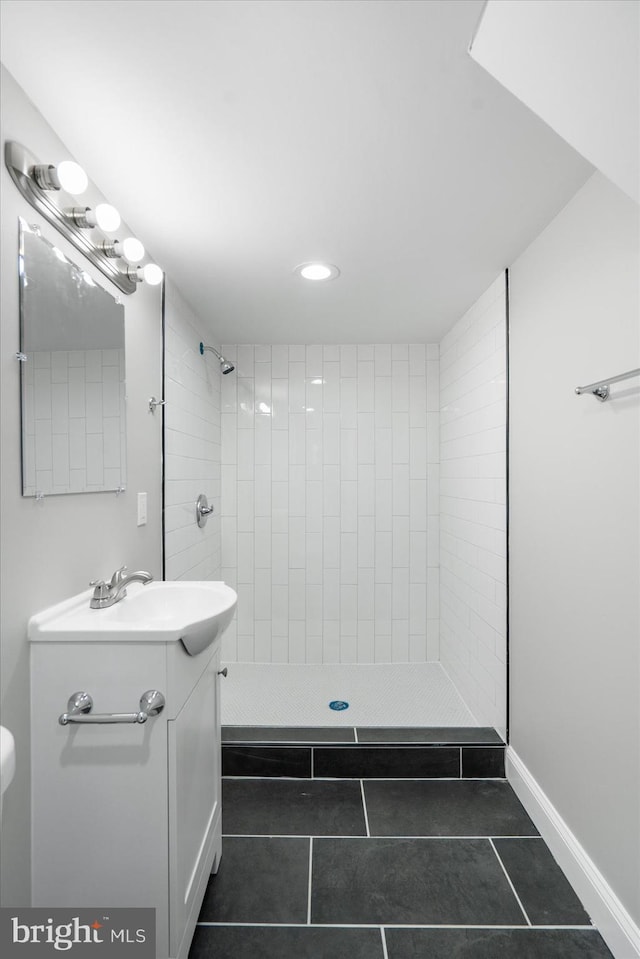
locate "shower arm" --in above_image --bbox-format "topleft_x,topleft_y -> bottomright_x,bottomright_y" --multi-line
200,343 -> 223,361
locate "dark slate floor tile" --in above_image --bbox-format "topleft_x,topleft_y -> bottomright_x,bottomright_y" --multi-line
190,925 -> 384,959
198,837 -> 308,923
222,726 -> 356,743
358,727 -> 503,744
223,778 -> 366,836
222,745 -> 311,777
385,928 -> 613,959
311,838 -> 526,925
364,780 -> 538,837
462,746 -> 505,777
313,746 -> 459,778
493,838 -> 592,925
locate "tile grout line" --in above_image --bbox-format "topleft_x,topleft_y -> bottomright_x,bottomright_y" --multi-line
489,838 -> 532,927
380,926 -> 389,959
306,837 -> 313,925
222,834 -> 540,840
195,921 -> 598,929
223,740 -> 501,746
360,780 -> 371,837
225,743 -> 502,748
223,775 -> 507,782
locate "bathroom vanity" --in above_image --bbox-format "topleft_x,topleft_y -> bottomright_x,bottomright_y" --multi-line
29,582 -> 237,959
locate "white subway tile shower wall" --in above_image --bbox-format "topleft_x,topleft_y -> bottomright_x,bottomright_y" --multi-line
220,343 -> 440,664
163,282 -> 221,581
23,349 -> 125,494
439,273 -> 507,737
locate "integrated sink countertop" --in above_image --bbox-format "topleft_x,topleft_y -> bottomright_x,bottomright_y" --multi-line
28,580 -> 237,656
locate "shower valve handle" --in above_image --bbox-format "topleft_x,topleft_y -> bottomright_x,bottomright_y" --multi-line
195,493 -> 214,528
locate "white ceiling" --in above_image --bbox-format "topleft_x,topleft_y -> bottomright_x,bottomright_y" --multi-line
0,0 -> 592,343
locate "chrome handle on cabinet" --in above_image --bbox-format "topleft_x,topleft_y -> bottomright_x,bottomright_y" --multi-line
58,690 -> 165,725
218,668 -> 228,678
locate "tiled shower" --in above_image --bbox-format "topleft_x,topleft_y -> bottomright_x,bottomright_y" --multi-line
163,273 -> 507,731
220,341 -> 441,665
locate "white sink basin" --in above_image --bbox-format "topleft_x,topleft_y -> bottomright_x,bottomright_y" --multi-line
28,581 -> 237,656
1,726 -> 16,798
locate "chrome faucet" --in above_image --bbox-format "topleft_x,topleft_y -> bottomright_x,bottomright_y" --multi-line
89,566 -> 154,609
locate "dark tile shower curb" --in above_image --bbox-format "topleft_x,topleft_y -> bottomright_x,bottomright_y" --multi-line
221,726 -> 505,778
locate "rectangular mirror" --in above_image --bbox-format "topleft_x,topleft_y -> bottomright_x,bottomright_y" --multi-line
19,218 -> 127,496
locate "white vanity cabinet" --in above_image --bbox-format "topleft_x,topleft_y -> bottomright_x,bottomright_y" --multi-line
30,634 -> 223,959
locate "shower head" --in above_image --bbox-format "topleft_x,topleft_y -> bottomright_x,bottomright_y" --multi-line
199,342 -> 235,375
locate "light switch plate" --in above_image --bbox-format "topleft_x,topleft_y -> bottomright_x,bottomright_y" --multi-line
137,492 -> 148,526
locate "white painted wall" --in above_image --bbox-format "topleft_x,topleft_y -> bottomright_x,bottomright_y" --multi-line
510,173 -> 639,929
163,281 -> 221,581
0,66 -> 163,905
470,0 -> 639,203
439,274 -> 507,737
220,344 -> 440,664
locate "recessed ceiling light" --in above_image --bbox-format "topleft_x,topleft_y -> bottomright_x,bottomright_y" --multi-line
295,262 -> 340,281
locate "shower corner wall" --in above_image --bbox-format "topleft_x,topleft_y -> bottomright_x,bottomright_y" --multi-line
438,273 -> 508,740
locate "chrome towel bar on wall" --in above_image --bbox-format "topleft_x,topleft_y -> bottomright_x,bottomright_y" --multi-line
58,690 -> 165,725
575,367 -> 640,402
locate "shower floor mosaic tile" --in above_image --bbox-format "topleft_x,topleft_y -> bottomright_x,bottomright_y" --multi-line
190,732 -> 613,959
221,662 -> 477,726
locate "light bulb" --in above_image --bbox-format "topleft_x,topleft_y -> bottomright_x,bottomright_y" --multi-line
94,204 -> 121,232
55,161 -> 88,195
301,264 -> 331,280
68,204 -> 121,231
295,262 -> 340,281
121,237 -> 145,263
142,263 -> 163,286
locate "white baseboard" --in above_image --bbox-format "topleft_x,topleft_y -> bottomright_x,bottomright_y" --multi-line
507,747 -> 640,959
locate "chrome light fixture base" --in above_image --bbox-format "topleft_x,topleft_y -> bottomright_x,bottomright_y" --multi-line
5,140 -> 136,294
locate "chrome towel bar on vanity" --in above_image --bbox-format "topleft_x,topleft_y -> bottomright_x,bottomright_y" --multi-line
58,690 -> 165,725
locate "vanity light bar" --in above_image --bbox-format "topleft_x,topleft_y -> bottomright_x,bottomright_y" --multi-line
4,141 -> 160,295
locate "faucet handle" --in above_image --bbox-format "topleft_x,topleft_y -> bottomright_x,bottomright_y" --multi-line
89,579 -> 114,609
89,580 -> 110,598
